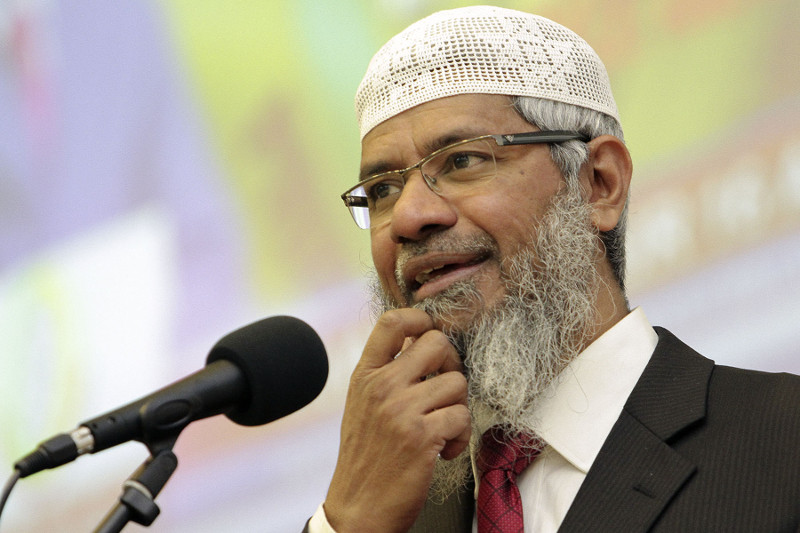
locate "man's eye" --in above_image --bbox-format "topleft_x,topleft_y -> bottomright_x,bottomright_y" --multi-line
366,179 -> 402,203
448,152 -> 489,171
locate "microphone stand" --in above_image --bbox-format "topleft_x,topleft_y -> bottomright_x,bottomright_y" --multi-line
94,440 -> 178,533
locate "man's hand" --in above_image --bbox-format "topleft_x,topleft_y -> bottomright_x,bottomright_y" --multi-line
324,308 -> 471,533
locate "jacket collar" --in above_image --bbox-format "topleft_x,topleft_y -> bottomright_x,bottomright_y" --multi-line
558,327 -> 714,532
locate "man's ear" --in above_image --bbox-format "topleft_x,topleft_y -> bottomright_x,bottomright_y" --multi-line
583,135 -> 632,232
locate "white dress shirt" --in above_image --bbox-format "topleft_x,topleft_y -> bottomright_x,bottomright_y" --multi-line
309,308 -> 658,533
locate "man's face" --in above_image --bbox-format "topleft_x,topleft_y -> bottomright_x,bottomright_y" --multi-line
361,94 -> 569,327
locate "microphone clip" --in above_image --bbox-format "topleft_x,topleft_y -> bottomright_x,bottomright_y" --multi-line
94,448 -> 179,532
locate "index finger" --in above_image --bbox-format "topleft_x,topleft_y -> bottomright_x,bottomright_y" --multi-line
393,329 -> 463,379
359,308 -> 436,369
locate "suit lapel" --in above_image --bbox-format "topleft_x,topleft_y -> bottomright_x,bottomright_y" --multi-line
558,328 -> 714,533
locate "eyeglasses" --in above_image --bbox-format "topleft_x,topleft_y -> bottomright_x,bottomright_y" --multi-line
341,130 -> 591,229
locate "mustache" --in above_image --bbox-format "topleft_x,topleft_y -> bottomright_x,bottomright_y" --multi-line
394,232 -> 499,293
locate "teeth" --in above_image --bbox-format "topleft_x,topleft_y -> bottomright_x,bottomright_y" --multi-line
415,265 -> 444,285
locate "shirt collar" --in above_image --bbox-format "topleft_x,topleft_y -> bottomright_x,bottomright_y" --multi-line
534,307 -> 658,472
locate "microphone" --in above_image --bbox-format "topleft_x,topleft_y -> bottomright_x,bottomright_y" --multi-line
13,315 -> 328,478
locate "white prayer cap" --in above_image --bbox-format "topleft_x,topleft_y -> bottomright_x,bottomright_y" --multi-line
355,5 -> 619,140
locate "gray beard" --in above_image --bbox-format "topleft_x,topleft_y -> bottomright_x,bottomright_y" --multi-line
369,185 -> 601,501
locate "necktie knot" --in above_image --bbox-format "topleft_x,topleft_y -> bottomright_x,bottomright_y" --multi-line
477,426 -> 542,477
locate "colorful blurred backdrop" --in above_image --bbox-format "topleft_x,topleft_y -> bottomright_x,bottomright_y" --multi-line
1,0 -> 798,531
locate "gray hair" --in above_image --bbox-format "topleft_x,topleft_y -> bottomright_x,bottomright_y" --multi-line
510,96 -> 628,292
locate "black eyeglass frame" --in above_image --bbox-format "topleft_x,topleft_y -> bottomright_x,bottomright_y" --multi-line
341,129 -> 591,226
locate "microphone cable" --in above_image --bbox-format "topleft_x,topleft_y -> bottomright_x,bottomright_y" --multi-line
0,469 -> 21,528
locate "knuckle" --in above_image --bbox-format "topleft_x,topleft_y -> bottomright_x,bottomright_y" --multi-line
359,371 -> 396,403
438,369 -> 467,391
377,309 -> 405,331
420,329 -> 452,351
446,368 -> 467,385
382,405 -> 424,443
350,366 -> 399,403
375,397 -> 404,423
452,404 -> 471,427
423,407 -> 468,445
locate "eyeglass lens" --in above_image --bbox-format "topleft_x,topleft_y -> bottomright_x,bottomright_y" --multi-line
346,138 -> 497,228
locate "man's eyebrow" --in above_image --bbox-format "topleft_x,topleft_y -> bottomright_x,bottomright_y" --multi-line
359,162 -> 391,182
358,129 -> 484,182
421,131 -> 474,154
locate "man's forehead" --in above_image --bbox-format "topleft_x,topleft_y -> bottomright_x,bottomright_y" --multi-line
361,94 -> 521,144
358,94 -> 523,176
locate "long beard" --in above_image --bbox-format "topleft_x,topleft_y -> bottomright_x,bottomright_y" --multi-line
370,185 -> 601,501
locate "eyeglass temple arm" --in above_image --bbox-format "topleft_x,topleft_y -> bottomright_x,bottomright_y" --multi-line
491,131 -> 591,146
342,195 -> 368,208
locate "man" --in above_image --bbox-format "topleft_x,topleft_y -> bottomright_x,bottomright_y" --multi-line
307,6 -> 800,532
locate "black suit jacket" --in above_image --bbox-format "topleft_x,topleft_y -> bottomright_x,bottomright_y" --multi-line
410,328 -> 800,532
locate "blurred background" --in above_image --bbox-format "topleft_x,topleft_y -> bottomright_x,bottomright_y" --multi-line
1,0 -> 798,531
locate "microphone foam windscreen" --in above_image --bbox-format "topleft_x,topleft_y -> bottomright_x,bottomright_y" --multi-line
206,316 -> 328,426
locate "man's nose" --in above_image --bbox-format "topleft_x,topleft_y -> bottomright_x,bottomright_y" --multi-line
389,172 -> 457,242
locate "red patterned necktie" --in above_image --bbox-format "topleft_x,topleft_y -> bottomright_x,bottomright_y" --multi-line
477,427 -> 543,533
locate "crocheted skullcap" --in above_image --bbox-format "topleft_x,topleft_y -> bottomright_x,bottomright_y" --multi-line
355,5 -> 618,139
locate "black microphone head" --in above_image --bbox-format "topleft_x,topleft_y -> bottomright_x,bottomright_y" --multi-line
206,316 -> 328,426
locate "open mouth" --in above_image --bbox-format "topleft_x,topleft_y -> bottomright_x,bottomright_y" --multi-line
406,253 -> 490,294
